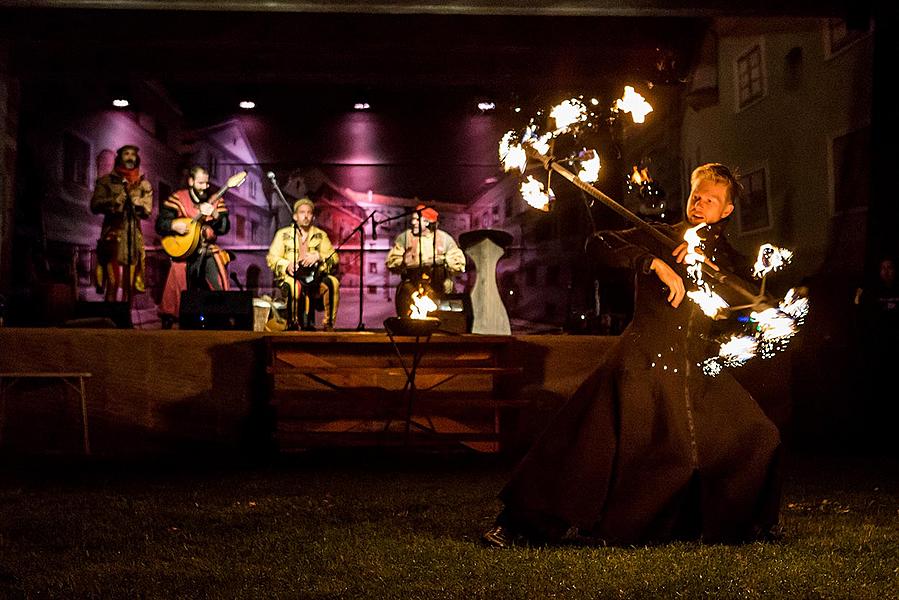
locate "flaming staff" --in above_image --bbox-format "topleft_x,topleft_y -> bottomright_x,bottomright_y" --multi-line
499,90 -> 809,373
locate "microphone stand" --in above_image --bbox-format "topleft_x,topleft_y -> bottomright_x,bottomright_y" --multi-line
332,210 -> 377,330
268,173 -> 302,330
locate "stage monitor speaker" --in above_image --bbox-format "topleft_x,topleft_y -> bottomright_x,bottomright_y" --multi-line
179,290 -> 253,331
72,301 -> 133,328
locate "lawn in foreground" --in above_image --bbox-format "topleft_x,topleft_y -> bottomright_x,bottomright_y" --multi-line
0,450 -> 896,598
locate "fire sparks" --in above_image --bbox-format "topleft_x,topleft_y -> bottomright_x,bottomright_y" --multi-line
753,244 -> 794,279
520,176 -> 552,211
409,290 -> 437,320
577,149 -> 601,183
614,86 -> 653,123
703,287 -> 809,376
550,98 -> 588,131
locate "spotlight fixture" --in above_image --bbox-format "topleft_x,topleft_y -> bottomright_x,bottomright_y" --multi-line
354,102 -> 371,110
239,100 -> 256,109
478,101 -> 496,112
112,99 -> 130,108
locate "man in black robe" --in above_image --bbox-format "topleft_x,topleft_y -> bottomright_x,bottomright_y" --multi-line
484,163 -> 782,547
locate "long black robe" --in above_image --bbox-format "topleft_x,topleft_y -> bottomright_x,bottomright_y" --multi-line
498,221 -> 782,544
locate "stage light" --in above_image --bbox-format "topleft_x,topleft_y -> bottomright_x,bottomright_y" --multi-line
354,102 -> 371,110
112,99 -> 129,108
478,101 -> 496,112
239,100 -> 256,109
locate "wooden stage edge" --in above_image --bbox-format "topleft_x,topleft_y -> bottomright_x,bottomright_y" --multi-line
0,328 -> 617,456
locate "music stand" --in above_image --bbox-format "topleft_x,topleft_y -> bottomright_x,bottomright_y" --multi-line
383,316 -> 440,442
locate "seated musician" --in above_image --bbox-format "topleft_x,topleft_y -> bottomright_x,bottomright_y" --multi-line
266,198 -> 339,331
386,204 -> 466,316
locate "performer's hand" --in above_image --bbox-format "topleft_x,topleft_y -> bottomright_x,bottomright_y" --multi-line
172,221 -> 189,235
199,202 -> 214,217
672,242 -> 719,271
285,263 -> 295,276
301,251 -> 320,267
651,258 -> 686,308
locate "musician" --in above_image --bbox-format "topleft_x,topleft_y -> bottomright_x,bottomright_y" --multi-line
386,204 -> 466,316
155,166 -> 231,328
266,198 -> 339,331
90,144 -> 154,303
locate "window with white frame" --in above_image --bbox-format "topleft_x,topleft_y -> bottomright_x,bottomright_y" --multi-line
735,44 -> 765,110
736,168 -> 771,234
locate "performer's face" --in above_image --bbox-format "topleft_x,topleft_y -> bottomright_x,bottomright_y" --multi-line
294,204 -> 313,228
686,178 -> 733,225
189,172 -> 209,199
120,148 -> 138,169
411,215 -> 432,235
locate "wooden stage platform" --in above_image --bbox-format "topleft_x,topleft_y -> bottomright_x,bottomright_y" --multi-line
0,328 -> 618,456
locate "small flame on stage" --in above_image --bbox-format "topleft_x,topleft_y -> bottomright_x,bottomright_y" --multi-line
410,290 -> 437,320
614,86 -> 653,123
631,165 -> 650,185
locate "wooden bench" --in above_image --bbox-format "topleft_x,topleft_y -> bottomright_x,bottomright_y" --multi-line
0,372 -> 92,455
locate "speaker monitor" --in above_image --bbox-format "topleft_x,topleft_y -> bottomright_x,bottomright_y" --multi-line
433,293 -> 473,334
179,290 -> 254,330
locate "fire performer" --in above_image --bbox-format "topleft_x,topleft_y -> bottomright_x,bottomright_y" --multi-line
90,145 -> 154,303
386,204 -> 466,317
484,163 -> 783,547
266,198 -> 339,331
156,166 -> 231,328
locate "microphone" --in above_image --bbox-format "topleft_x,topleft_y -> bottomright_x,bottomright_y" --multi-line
266,171 -> 277,182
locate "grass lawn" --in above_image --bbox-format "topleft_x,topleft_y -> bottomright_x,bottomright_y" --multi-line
0,449 -> 896,599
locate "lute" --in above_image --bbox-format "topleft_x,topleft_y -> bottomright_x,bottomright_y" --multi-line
161,170 -> 247,260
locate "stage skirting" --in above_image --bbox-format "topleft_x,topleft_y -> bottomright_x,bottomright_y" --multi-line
0,329 -> 617,455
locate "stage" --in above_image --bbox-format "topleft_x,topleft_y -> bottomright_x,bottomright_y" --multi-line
0,328 -> 618,456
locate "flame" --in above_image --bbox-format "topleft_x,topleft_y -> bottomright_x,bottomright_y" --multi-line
631,165 -> 651,185
520,176 -> 551,211
687,288 -> 730,318
753,244 -> 794,279
409,290 -> 437,320
499,131 -> 527,173
550,98 -> 587,131
615,86 -> 653,123
577,149 -> 601,183
682,223 -> 729,317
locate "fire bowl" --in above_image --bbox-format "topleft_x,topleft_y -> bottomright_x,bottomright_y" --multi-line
384,316 -> 441,336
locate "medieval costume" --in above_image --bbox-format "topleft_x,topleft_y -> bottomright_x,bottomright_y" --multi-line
386,206 -> 466,316
155,188 -> 231,322
266,223 -> 339,330
90,146 -> 153,302
493,220 -> 782,545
